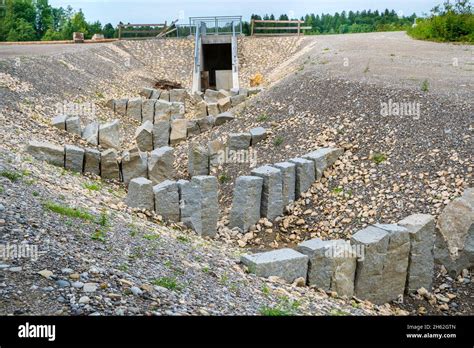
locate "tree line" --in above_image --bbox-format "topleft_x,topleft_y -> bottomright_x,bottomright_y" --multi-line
0,0 -> 115,42
243,10 -> 416,35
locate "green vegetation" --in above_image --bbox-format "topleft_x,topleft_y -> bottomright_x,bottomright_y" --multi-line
43,201 -> 95,221
421,79 -> 430,92
257,113 -> 269,122
0,0 -> 116,42
329,308 -> 351,316
408,1 -> 473,43
273,136 -> 284,147
372,152 -> 387,164
83,181 -> 102,191
152,276 -> 182,291
218,173 -> 231,184
0,170 -> 22,182
259,296 -> 300,316
245,10 -> 416,35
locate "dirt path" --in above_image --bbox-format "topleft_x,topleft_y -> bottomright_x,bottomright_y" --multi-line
0,42 -> 113,58
294,31 -> 473,99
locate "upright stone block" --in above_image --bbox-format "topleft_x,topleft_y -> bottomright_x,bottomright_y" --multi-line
100,149 -> 120,180
195,100 -> 208,117
250,127 -> 267,145
215,111 -> 234,126
228,133 -> 251,151
134,120 -> 154,152
272,162 -> 296,208
52,114 -> 68,130
140,87 -> 154,99
208,139 -> 225,168
297,239 -> 356,297
229,176 -> 263,232
351,226 -> 389,304
196,116 -> 215,133
125,177 -> 154,210
170,102 -> 185,118
289,158 -> 315,198
64,145 -> 84,172
241,249 -> 308,283
170,89 -> 186,103
204,89 -> 219,103
230,94 -> 246,107
375,224 -> 411,301
84,148 -> 101,176
206,102 -> 219,116
188,144 -> 209,176
170,119 -> 187,145
127,97 -> 142,122
121,147 -> 148,185
153,121 -> 170,148
154,100 -> 172,122
148,146 -> 174,185
187,120 -> 200,137
26,141 -> 64,167
398,214 -> 435,292
153,180 -> 180,222
250,165 -> 283,220
99,120 -> 122,150
302,147 -> 344,179
178,179 -> 202,234
114,99 -> 128,115
435,189 -> 474,276
82,122 -> 99,146
217,97 -> 231,113
66,117 -> 81,136
142,99 -> 156,124
150,89 -> 161,100
192,176 -> 218,237
159,90 -> 170,102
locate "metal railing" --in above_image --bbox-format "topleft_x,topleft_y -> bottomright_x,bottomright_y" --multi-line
189,16 -> 242,36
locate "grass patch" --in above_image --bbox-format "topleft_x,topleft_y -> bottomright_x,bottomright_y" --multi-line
218,173 -> 231,184
257,113 -> 269,122
143,233 -> 160,241
176,235 -> 191,244
332,187 -> 344,195
83,181 -> 102,191
371,152 -> 387,165
261,284 -> 270,296
259,296 -> 300,316
0,170 -> 22,182
151,277 -> 182,291
421,79 -> 430,92
43,201 -> 95,222
273,136 -> 284,147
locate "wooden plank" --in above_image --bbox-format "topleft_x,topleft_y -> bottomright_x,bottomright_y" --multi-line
253,20 -> 304,24
255,27 -> 301,30
119,24 -> 166,28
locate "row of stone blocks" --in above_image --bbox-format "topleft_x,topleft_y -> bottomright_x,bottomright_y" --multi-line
241,214 -> 436,305
187,127 -> 267,177
125,176 -> 219,237
135,111 -> 235,151
26,141 -> 174,185
228,147 -> 344,232
52,117 -> 122,149
110,97 -> 186,125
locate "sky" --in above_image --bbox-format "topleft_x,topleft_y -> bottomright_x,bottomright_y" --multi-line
49,0 -> 442,25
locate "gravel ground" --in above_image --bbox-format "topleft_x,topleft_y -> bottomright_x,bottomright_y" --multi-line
0,33 -> 471,316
